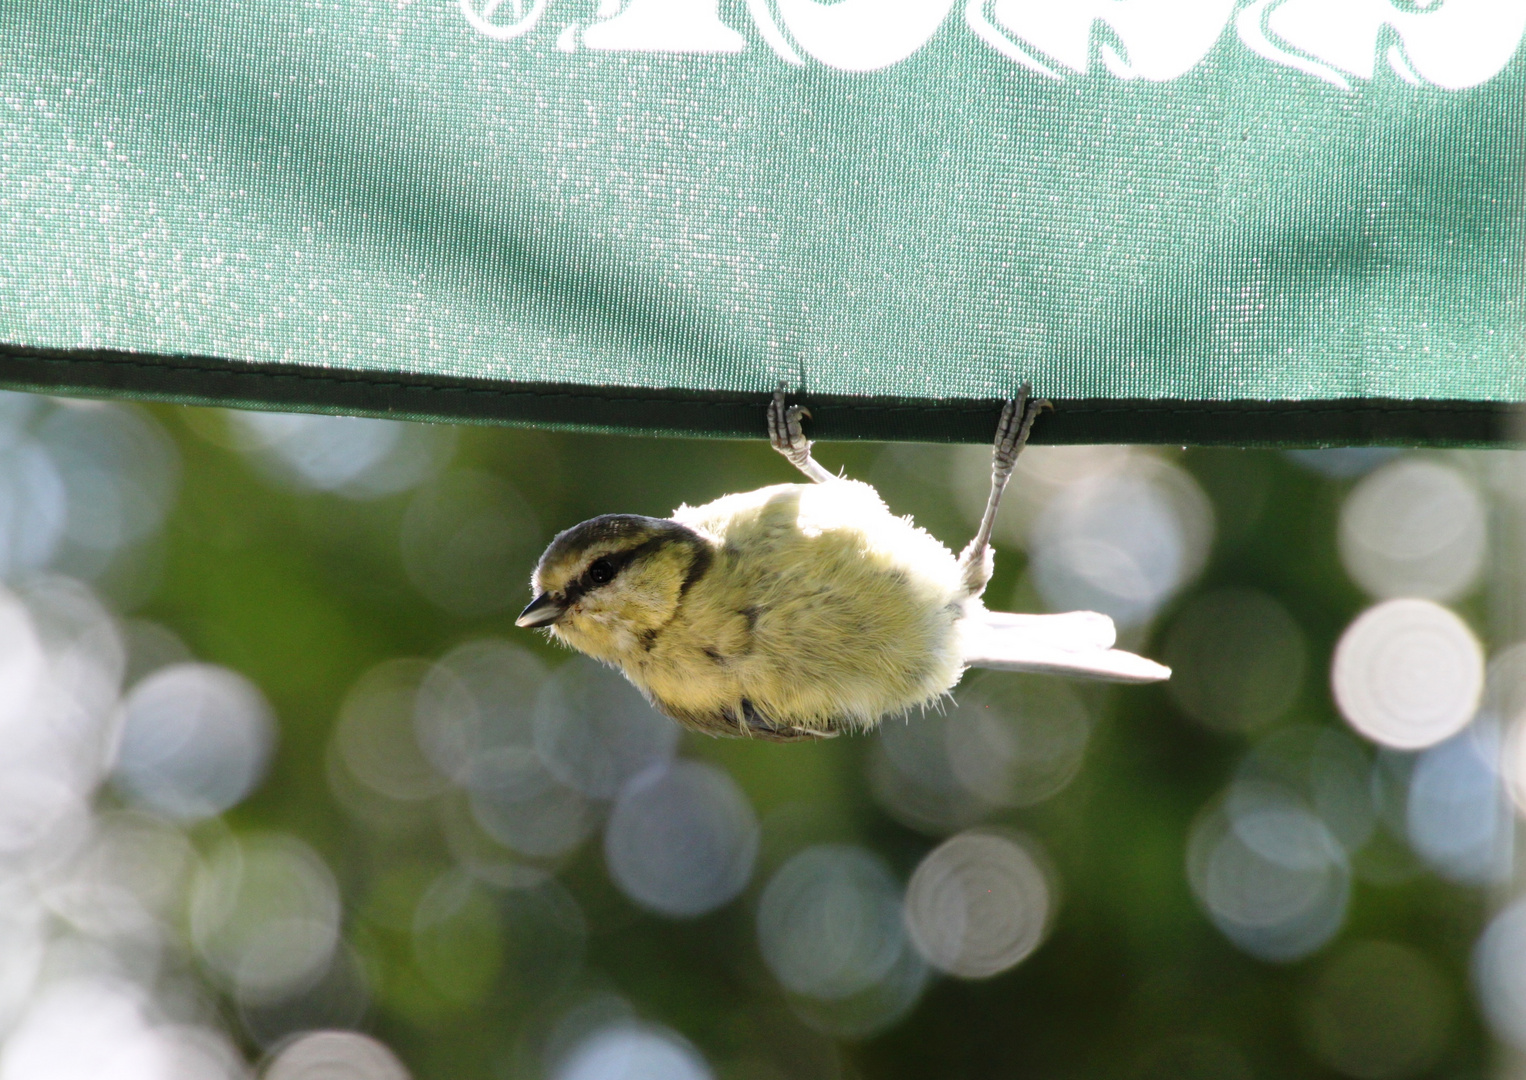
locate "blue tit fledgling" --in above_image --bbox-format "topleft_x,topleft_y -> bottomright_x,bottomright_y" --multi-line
517,386 -> 1169,741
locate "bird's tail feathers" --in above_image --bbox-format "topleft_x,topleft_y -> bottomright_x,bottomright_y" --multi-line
961,609 -> 1170,684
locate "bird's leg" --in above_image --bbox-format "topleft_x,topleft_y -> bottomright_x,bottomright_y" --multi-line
768,385 -> 835,484
957,383 -> 1048,599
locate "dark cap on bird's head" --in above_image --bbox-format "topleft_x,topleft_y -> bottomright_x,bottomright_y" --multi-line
516,514 -> 711,628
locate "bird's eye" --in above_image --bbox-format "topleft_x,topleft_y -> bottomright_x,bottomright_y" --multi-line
588,557 -> 616,585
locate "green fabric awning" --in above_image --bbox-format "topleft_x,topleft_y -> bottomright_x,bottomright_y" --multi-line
2,1 -> 1523,445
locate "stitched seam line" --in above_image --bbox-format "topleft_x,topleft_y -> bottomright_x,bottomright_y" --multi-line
0,350 -> 1510,417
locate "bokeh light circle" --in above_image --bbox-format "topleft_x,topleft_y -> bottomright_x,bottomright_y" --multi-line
190,833 -> 343,1006
757,845 -> 906,1000
0,978 -> 243,1080
1484,640 -> 1526,726
334,659 -> 445,803
24,572 -> 128,726
604,760 -> 759,918
872,674 -> 1093,836
943,674 -> 1091,808
120,618 -> 192,686
227,411 -> 452,501
785,938 -> 929,1040
414,639 -> 547,783
0,390 -> 41,451
534,659 -> 679,799
1503,714 -> 1526,819
230,412 -> 404,490
437,789 -> 556,889
1164,588 -> 1307,733
1187,792 -> 1350,963
0,587 -> 48,728
1331,600 -> 1483,750
1299,940 -> 1453,1079
466,747 -> 595,860
870,711 -> 989,835
1285,448 -> 1400,479
554,1024 -> 711,1080
264,1030 -> 411,1080
239,944 -> 371,1051
903,831 -> 1053,979
944,443 -> 1135,551
112,662 -> 276,821
1028,457 -> 1212,627
1406,726 -> 1510,885
1232,726 -> 1376,857
1338,458 -> 1485,601
1474,897 -> 1526,1051
38,402 -> 181,555
0,437 -> 66,580
410,872 -> 507,1008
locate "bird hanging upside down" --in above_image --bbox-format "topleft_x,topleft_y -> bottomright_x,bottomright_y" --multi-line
517,385 -> 1169,741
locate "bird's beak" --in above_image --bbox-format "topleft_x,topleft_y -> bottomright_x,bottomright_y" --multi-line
515,592 -> 566,628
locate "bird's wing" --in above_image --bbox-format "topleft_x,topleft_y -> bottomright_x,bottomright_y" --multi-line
961,609 -> 1171,684
650,693 -> 841,741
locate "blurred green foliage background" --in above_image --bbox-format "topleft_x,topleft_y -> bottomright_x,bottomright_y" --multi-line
0,393 -> 1514,1080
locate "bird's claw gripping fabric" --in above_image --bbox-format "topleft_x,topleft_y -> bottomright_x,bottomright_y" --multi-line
957,383 -> 1048,599
766,384 -> 833,484
518,388 -> 1169,741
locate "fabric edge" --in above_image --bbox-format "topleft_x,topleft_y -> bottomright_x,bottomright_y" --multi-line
0,344 -> 1514,447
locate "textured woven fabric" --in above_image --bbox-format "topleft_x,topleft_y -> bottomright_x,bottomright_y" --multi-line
1,1 -> 1522,443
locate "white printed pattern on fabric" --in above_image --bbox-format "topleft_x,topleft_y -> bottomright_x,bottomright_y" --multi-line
461,0 -> 1526,87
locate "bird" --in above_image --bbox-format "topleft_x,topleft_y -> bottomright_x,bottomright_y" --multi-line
516,385 -> 1170,741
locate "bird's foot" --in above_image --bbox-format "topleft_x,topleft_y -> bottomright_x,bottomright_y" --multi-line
992,382 -> 1049,477
767,383 -> 833,483
956,382 -> 1049,599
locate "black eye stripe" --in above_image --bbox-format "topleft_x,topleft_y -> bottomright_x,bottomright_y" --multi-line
559,536 -> 669,606
581,548 -> 636,587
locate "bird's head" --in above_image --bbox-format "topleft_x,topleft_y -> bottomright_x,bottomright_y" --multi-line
517,514 -> 713,663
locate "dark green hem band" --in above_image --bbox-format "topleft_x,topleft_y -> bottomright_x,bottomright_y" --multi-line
0,344 -> 1514,447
